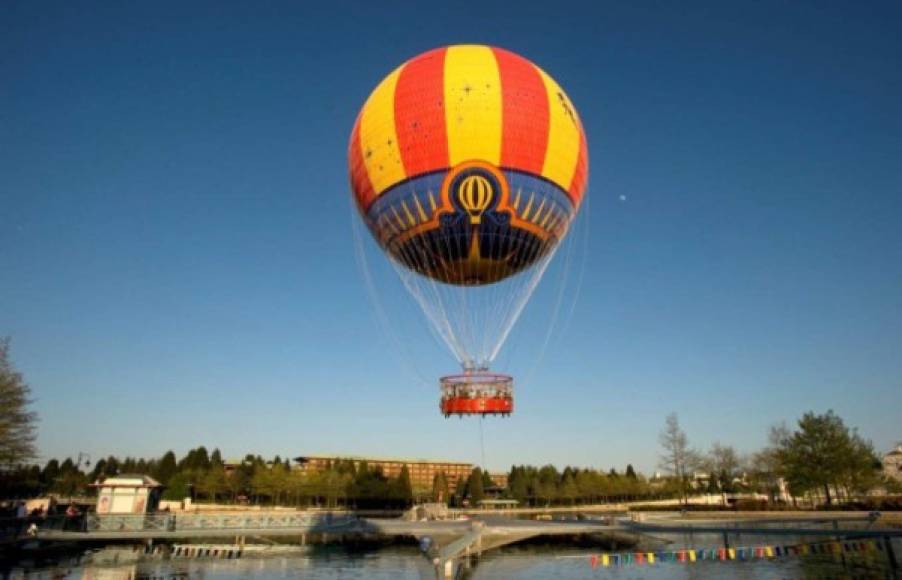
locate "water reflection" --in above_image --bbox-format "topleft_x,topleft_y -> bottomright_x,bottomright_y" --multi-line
5,538 -> 898,580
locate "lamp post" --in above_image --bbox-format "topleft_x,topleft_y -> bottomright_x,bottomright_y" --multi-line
76,452 -> 91,472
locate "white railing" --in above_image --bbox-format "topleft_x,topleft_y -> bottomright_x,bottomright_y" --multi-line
84,512 -> 354,533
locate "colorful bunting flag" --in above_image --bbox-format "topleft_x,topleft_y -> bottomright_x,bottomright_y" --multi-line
587,539 -> 884,570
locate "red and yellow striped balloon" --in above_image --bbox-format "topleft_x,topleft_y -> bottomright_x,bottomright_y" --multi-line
349,45 -> 588,285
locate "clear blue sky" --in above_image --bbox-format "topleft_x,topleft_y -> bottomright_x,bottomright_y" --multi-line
2,1 -> 900,475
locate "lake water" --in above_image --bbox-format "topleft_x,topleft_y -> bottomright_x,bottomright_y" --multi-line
6,536 -> 899,579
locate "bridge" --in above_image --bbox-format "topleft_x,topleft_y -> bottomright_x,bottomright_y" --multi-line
7,511 -> 902,579
6,511 -> 638,578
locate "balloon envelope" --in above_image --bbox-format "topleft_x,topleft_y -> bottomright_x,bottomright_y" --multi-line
350,45 -> 587,286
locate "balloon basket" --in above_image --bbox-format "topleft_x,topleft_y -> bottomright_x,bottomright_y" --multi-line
439,372 -> 513,418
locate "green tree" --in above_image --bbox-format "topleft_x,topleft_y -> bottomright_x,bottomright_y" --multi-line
229,461 -> 253,502
625,464 -> 637,479
748,424 -> 789,503
270,461 -> 291,505
251,466 -> 274,504
432,471 -> 450,503
843,434 -> 883,494
42,459 -> 61,489
199,465 -> 229,502
55,470 -> 88,498
394,465 -> 414,505
535,465 -> 559,506
155,451 -> 178,484
452,476 -> 467,507
560,472 -> 578,505
90,458 -> 108,481
351,463 -> 393,508
467,468 -> 485,505
776,410 -> 881,505
507,467 -> 529,505
122,457 -> 137,473
51,458 -> 88,498
101,456 -> 121,477
180,447 -> 211,471
0,339 -> 37,467
163,472 -> 191,500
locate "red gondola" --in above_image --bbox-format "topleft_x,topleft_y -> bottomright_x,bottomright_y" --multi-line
440,373 -> 513,418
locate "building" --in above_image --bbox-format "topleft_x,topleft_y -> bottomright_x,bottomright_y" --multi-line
488,472 -> 508,489
478,499 -> 519,509
884,445 -> 902,483
690,471 -> 712,490
92,474 -> 162,514
223,459 -> 246,475
294,454 -> 473,492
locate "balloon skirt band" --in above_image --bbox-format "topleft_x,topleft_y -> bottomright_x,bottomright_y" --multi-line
440,373 -> 513,417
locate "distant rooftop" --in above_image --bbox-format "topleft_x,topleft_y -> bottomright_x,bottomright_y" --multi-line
92,474 -> 161,487
294,454 -> 471,466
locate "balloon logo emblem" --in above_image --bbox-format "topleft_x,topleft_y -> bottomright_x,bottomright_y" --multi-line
458,173 -> 495,224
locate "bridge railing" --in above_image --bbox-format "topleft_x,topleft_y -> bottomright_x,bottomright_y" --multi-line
86,514 -> 173,532
81,512 -> 356,533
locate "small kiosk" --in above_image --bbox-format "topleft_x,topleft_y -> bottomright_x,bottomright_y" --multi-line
92,474 -> 163,515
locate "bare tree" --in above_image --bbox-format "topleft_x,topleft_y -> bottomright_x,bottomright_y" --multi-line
707,443 -> 742,506
0,338 -> 38,468
658,413 -> 699,505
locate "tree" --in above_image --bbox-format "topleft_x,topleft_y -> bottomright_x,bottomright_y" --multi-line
55,470 -> 88,498
560,472 -> 578,505
164,473 -> 191,500
229,461 -> 253,502
199,465 -> 229,503
451,477 -> 467,507
658,413 -> 700,504
625,464 -> 637,480
776,410 -> 881,505
467,468 -> 485,505
251,466 -> 274,504
179,447 -> 211,471
394,465 -> 413,505
156,451 -> 178,485
507,467 -> 529,505
270,461 -> 292,505
90,458 -> 108,481
0,339 -> 38,467
843,433 -> 883,495
535,465 -> 559,506
42,459 -> 61,489
707,443 -> 742,506
432,471 -> 450,503
102,455 -> 121,477
747,424 -> 790,503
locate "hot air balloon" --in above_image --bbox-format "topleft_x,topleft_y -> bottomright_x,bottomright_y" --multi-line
349,45 -> 588,417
